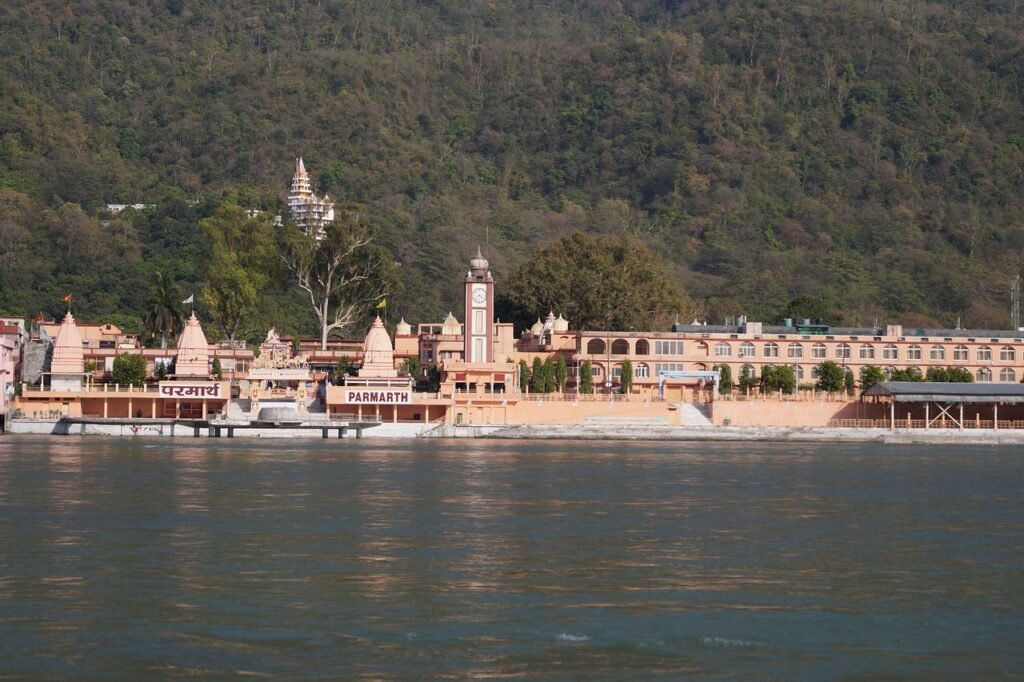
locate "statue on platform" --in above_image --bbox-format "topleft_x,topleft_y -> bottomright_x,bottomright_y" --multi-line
251,328 -> 310,370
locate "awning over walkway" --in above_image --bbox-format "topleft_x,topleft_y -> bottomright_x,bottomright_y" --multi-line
863,382 -> 1024,404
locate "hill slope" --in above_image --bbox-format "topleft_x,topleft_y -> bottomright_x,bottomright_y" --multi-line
0,0 -> 1022,334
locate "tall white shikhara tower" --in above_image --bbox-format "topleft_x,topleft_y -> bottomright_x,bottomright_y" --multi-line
288,157 -> 335,237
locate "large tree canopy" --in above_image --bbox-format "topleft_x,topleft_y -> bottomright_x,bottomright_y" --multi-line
199,203 -> 279,343
499,232 -> 694,332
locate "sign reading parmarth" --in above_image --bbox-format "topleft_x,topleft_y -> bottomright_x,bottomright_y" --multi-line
158,382 -> 222,398
343,389 -> 411,404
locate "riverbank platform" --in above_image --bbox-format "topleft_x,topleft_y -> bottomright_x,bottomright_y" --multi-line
7,418 -> 1024,445
7,417 -> 384,438
423,423 -> 1024,445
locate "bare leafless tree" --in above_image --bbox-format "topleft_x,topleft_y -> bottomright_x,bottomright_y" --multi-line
280,207 -> 395,350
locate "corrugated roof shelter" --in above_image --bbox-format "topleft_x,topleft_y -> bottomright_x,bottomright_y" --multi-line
862,382 -> 1024,429
864,382 -> 1024,404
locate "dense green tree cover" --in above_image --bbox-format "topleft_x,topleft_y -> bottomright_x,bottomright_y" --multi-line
541,357 -> 556,393
620,358 -> 633,394
333,356 -> 352,385
860,365 -> 886,391
199,204 -> 279,343
762,365 -> 797,394
889,367 -> 923,381
844,369 -> 856,396
0,2 -> 1022,331
815,360 -> 846,392
925,366 -> 974,382
529,356 -> 546,393
500,232 -> 692,330
554,356 -> 568,393
144,272 -> 183,349
579,360 -> 593,394
738,364 -> 758,393
421,364 -> 441,393
111,353 -> 147,386
715,363 -> 733,392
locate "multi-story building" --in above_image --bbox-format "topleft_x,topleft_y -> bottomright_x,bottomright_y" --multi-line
0,337 -> 15,422
287,157 -> 335,237
566,320 -> 1024,394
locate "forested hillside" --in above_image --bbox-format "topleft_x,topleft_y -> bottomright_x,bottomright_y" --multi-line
1,0 -> 1022,338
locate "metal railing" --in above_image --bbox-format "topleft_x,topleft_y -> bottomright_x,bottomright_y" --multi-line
828,418 -> 1024,429
22,383 -> 161,394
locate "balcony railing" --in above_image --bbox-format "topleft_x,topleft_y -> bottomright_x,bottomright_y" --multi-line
23,383 -> 161,394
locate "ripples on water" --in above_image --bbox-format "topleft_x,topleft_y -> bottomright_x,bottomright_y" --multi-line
0,436 -> 1021,678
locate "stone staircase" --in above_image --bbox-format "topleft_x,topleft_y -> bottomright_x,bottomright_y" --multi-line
678,402 -> 713,427
226,399 -> 252,419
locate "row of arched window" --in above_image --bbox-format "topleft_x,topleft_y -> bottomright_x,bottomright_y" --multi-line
713,342 -> 1017,361
582,337 -> 1022,365
733,363 -> 1017,383
585,339 -> 651,355
582,360 -> 1018,383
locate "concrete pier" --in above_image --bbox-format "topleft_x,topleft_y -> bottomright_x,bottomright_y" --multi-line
6,417 -> 384,439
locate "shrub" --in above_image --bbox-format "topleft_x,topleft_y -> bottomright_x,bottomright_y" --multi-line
112,353 -> 147,386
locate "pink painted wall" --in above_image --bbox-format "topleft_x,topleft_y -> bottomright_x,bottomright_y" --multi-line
0,339 -> 15,414
454,396 -> 683,426
712,398 -> 881,427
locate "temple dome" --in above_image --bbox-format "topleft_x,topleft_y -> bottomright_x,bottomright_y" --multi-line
553,314 -> 569,332
470,246 -> 489,273
395,317 -> 412,336
50,312 -> 84,374
359,316 -> 397,378
530,318 -> 544,336
442,312 -> 462,336
176,312 -> 210,377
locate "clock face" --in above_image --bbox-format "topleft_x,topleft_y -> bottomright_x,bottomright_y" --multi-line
472,287 -> 486,305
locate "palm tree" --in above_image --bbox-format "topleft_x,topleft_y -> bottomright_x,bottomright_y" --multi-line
144,272 -> 183,349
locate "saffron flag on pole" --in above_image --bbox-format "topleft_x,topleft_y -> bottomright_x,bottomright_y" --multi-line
62,294 -> 72,304
376,298 -> 387,309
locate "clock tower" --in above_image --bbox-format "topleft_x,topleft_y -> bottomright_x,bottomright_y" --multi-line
464,247 -> 494,363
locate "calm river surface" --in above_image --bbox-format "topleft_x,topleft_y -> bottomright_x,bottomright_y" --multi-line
0,436 -> 1021,679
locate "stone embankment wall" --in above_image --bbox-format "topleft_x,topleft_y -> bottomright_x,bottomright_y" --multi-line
711,398 -> 879,427
456,397 -> 684,427
7,420 -> 434,439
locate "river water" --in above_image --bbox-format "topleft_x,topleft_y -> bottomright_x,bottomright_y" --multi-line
0,436 -> 1021,679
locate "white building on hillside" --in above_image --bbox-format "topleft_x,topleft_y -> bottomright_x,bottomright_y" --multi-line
288,157 -> 334,237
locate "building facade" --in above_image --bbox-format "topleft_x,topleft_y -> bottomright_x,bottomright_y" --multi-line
566,321 -> 1024,394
